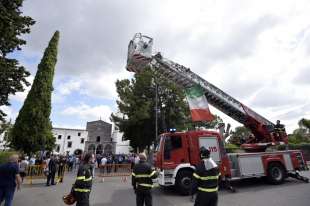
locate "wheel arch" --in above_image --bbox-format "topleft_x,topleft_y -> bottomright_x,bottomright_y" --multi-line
173,163 -> 195,178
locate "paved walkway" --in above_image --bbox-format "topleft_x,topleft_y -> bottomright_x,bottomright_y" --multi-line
12,170 -> 310,206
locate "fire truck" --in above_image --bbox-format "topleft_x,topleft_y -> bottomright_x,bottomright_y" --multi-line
126,33 -> 309,194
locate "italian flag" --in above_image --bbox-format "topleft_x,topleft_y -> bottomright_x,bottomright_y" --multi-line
185,85 -> 214,122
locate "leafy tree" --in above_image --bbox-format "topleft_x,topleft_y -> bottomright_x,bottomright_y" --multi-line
188,115 -> 223,130
288,118 -> 310,144
111,67 -> 190,151
0,0 -> 35,122
10,31 -> 59,154
228,126 -> 252,145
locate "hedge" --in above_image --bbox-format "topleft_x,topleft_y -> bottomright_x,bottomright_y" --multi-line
0,151 -> 18,164
278,143 -> 310,161
225,144 -> 239,153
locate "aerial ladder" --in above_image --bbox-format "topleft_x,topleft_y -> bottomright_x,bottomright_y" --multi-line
126,33 -> 288,152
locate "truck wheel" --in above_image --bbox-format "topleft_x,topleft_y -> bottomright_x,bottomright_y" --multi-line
267,162 -> 286,184
175,170 -> 193,195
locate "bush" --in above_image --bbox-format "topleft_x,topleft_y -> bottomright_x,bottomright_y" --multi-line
0,151 -> 18,164
277,143 -> 310,161
225,143 -> 239,153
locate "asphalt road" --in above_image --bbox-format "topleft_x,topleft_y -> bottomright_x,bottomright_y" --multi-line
12,170 -> 310,206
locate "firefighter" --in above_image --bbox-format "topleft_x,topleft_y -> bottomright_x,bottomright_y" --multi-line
73,153 -> 93,206
192,147 -> 220,206
274,120 -> 286,141
132,153 -> 158,206
274,120 -> 286,133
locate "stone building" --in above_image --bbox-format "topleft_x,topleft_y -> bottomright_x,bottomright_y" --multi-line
85,120 -> 115,154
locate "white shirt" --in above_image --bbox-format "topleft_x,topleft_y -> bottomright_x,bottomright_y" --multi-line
101,157 -> 107,165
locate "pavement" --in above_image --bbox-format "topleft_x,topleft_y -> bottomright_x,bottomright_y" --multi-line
12,170 -> 310,206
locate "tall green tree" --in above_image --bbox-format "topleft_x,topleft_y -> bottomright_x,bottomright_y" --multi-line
0,0 -> 35,122
10,31 -> 59,154
111,68 -> 190,151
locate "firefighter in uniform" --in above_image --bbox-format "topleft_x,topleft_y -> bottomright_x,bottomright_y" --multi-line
192,147 -> 220,206
73,153 -> 93,206
132,153 -> 158,206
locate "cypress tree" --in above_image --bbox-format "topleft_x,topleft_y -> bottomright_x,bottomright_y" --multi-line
10,31 -> 60,154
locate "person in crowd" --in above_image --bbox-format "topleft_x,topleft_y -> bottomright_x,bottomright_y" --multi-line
132,153 -> 158,206
134,154 -> 140,165
57,155 -> 66,183
106,155 -> 113,173
73,153 -> 93,206
19,156 -> 28,183
46,155 -> 57,186
100,155 -> 107,174
0,154 -> 22,206
191,147 -> 220,206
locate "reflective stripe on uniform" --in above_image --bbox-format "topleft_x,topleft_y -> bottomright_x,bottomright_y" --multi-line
193,173 -> 221,180
198,187 -> 218,192
76,176 -> 92,181
74,188 -> 91,192
132,171 -> 156,178
149,170 -> 156,177
138,183 -> 153,188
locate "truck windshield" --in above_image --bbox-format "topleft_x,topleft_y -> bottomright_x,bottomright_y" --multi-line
154,135 -> 163,152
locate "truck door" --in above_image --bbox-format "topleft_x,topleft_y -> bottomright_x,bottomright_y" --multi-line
198,136 -> 221,162
163,134 -> 188,169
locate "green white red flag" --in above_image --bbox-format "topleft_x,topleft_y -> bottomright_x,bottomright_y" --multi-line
185,85 -> 214,122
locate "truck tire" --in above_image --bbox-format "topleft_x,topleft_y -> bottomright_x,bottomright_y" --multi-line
267,162 -> 286,184
175,170 -> 193,195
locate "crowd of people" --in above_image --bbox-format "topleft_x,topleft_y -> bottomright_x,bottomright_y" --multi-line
1,149 -> 219,206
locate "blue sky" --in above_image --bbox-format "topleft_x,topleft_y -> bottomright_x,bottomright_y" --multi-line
2,0 -> 310,132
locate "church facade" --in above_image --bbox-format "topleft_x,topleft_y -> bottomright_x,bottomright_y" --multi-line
84,120 -> 116,154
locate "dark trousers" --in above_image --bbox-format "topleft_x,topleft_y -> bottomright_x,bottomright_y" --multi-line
194,191 -> 218,206
75,192 -> 90,206
46,171 -> 56,185
0,186 -> 15,206
58,166 -> 65,182
136,190 -> 152,206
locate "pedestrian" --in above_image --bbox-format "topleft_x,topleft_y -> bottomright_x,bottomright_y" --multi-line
0,154 -> 22,206
19,156 -> 29,183
46,155 -> 57,186
100,155 -> 107,174
57,155 -> 66,183
72,153 -> 93,206
132,153 -> 158,206
191,147 -> 220,206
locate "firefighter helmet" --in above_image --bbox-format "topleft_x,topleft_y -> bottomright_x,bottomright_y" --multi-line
200,147 -> 210,159
63,193 -> 76,205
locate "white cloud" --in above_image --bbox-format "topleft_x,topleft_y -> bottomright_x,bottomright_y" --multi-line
57,79 -> 81,96
62,103 -> 113,122
9,76 -> 34,103
7,0 -> 309,133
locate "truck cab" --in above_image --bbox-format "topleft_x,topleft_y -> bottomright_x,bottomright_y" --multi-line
154,130 -> 230,194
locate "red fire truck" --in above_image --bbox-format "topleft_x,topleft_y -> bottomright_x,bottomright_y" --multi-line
126,33 -> 309,194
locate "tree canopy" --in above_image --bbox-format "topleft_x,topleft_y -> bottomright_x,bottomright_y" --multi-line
10,31 -> 59,154
0,0 -> 35,122
228,126 -> 252,145
111,67 -> 190,151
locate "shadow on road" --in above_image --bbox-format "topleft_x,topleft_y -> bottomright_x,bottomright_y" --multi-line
151,177 -> 307,197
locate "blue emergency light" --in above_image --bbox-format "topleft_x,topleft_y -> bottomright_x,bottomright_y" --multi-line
169,128 -> 176,132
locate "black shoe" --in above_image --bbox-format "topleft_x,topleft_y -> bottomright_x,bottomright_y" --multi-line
46,184 -> 50,186
51,183 -> 56,185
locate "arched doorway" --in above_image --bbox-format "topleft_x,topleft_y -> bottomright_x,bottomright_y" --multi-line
74,149 -> 83,156
104,144 -> 112,154
88,144 -> 96,154
96,144 -> 103,154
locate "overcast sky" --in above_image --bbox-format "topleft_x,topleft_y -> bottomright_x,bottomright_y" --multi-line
3,0 -> 310,133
